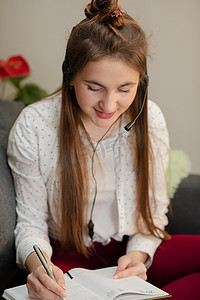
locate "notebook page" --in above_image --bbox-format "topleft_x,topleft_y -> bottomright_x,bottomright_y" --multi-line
2,285 -> 34,300
69,267 -> 169,300
64,274 -> 102,300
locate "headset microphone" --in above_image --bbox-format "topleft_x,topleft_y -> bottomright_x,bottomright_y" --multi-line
124,74 -> 149,131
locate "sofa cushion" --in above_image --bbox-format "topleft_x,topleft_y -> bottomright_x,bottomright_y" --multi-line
0,99 -> 26,295
166,174 -> 200,235
0,99 -> 24,141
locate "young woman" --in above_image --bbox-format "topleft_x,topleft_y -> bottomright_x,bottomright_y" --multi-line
7,1 -> 200,299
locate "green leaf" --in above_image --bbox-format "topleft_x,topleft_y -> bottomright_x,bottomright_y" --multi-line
8,75 -> 28,90
13,83 -> 48,106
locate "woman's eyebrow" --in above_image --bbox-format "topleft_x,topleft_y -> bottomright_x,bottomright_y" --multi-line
84,80 -> 105,87
120,82 -> 136,87
84,80 -> 136,88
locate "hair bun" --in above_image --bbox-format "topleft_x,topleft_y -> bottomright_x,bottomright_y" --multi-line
85,0 -> 118,19
96,0 -> 111,8
85,0 -> 124,28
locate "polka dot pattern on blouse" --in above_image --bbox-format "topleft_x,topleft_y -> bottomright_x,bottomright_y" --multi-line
7,91 -> 170,269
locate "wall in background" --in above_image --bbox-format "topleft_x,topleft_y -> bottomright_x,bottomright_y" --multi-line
1,0 -> 200,174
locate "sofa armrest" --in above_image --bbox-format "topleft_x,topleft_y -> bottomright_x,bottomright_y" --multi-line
166,174 -> 200,235
0,99 -> 26,295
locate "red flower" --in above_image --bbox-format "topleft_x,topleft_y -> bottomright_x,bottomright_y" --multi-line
4,55 -> 30,78
0,60 -> 8,79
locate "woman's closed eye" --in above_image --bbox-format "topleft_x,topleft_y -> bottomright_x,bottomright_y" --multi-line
88,86 -> 130,93
119,89 -> 130,93
87,86 -> 102,92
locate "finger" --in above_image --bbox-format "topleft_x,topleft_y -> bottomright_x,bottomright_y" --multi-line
47,262 -> 66,289
27,273 -> 59,300
27,269 -> 67,300
116,255 -> 132,272
53,265 -> 66,290
113,263 -> 147,280
113,255 -> 132,278
39,271 -> 67,299
28,281 -> 63,300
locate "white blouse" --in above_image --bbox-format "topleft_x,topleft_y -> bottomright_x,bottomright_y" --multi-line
7,91 -> 170,270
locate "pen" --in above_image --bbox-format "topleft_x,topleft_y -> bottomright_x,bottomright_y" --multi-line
33,245 -> 66,300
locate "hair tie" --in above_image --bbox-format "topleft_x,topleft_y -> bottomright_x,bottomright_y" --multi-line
109,9 -> 123,19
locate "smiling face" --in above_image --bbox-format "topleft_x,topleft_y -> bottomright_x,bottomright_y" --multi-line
71,57 -> 140,131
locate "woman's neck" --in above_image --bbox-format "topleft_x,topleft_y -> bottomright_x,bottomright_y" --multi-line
82,116 -> 121,142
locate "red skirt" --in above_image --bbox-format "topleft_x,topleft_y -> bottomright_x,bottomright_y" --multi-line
52,237 -> 127,272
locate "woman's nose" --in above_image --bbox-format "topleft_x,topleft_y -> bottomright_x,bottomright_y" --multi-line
99,92 -> 117,112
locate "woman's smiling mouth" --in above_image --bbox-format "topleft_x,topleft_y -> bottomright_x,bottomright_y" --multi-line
94,108 -> 116,119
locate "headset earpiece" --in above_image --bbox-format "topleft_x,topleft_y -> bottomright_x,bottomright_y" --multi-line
124,74 -> 149,131
144,74 -> 149,86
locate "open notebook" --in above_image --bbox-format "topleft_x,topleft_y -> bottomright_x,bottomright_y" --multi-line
3,266 -> 171,300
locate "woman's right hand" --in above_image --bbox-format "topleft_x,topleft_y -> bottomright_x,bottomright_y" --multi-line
26,258 -> 67,300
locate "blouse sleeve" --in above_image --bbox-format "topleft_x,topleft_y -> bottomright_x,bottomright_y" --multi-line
7,107 -> 52,270
126,100 -> 170,268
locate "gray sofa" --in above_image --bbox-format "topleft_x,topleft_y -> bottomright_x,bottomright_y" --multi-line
0,99 -> 200,296
0,99 -> 27,296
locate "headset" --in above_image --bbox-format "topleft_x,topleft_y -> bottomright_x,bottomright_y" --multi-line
86,74 -> 149,263
124,74 -> 149,131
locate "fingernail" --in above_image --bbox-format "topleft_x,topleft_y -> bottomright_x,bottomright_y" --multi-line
60,290 -> 67,298
112,274 -> 119,279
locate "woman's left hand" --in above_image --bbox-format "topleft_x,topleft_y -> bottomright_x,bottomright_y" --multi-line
113,250 -> 148,280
